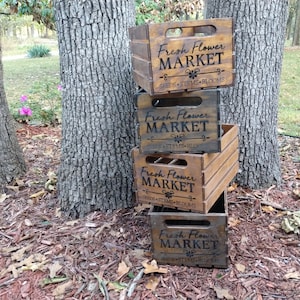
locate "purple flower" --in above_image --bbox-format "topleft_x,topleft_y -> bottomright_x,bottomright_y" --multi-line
20,95 -> 28,102
57,84 -> 62,91
19,107 -> 32,117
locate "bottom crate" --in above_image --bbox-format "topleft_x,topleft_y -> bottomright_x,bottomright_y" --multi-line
149,191 -> 228,268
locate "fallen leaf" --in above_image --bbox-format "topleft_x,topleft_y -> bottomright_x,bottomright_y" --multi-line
48,261 -> 63,278
0,193 -> 10,203
24,219 -> 33,227
145,275 -> 159,291
235,263 -> 246,272
0,194 -> 10,203
6,185 -> 19,192
142,260 -> 168,274
30,189 -> 46,198
11,246 -> 31,261
227,182 -> 238,192
228,217 -> 240,227
65,220 -> 79,226
281,211 -> 300,234
55,208 -> 62,218
284,271 -> 300,279
15,178 -> 25,186
241,235 -> 249,246
52,280 -> 73,298
117,261 -> 130,278
293,188 -> 300,198
214,286 -> 234,300
108,281 -> 127,291
41,277 -> 68,286
85,222 -> 97,228
262,205 -> 275,213
134,204 -> 151,213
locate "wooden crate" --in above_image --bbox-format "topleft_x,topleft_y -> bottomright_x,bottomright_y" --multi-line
132,124 -> 239,213
149,191 -> 228,268
129,18 -> 234,95
135,89 -> 221,154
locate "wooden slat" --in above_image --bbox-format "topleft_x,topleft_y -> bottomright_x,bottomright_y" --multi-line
201,124 -> 238,168
202,137 -> 238,183
202,149 -> 239,199
203,161 -> 239,213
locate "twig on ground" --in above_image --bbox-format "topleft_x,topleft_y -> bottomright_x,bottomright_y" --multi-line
127,268 -> 144,297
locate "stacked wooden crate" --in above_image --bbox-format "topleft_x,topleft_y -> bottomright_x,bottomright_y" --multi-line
129,18 -> 238,268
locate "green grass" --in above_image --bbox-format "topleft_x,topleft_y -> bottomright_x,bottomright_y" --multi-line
279,49 -> 300,137
2,37 -> 58,57
2,40 -> 300,136
3,55 -> 61,125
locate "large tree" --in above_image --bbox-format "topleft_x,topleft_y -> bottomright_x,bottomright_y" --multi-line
54,0 -> 136,218
205,0 -> 289,188
0,38 -> 26,187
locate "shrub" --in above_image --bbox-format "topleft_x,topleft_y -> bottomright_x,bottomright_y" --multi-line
27,44 -> 51,58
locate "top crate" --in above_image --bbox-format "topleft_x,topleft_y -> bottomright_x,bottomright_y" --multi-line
129,18 -> 235,95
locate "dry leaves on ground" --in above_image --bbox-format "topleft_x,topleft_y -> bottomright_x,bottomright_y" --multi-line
0,125 -> 299,299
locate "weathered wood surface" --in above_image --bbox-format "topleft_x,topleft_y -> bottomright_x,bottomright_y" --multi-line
129,18 -> 234,94
132,124 -> 239,213
149,192 -> 228,268
135,90 -> 221,154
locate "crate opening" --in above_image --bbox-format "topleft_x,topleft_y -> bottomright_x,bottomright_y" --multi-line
146,156 -> 187,166
166,28 -> 183,37
165,219 -> 210,227
151,192 -> 226,214
165,25 -> 216,38
152,97 -> 202,107
194,25 -> 216,36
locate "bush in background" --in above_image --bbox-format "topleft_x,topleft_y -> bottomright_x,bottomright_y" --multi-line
27,44 -> 51,58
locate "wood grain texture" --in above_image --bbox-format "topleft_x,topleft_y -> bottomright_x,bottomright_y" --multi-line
129,18 -> 235,94
132,124 -> 239,213
136,90 -> 221,154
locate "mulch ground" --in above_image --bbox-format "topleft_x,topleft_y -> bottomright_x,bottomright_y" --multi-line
0,124 -> 299,300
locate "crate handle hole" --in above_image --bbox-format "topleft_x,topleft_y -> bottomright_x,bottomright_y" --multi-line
146,156 -> 187,166
194,25 -> 216,36
165,25 -> 216,37
166,27 -> 183,37
152,97 -> 202,107
165,219 -> 211,227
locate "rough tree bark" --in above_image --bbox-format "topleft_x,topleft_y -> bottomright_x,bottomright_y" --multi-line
0,38 -> 26,187
54,0 -> 136,218
293,0 -> 300,46
205,0 -> 289,188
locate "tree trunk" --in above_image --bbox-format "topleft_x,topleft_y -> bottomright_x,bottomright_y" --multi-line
54,0 -> 136,218
205,0 -> 289,188
293,0 -> 300,46
0,38 -> 26,187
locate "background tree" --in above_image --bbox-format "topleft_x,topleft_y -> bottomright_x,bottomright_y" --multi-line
0,37 -> 26,188
0,0 -> 55,30
54,0 -> 136,218
293,0 -> 300,46
205,0 -> 289,188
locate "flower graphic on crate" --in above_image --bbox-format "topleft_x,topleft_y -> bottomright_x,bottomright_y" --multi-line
162,190 -> 174,200
186,68 -> 200,79
172,134 -> 185,143
185,250 -> 195,257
